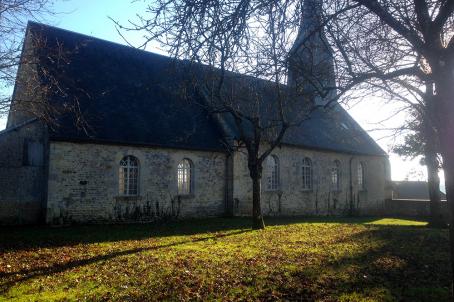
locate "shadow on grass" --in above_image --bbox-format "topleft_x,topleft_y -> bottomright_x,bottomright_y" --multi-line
0,216 -> 429,252
0,217 -> 254,251
278,225 -> 450,301
0,229 -> 251,294
265,215 -> 428,226
0,217 -> 447,301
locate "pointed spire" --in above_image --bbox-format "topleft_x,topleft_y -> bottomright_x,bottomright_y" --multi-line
287,0 -> 336,106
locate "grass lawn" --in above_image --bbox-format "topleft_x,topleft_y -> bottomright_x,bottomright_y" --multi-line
0,217 -> 450,301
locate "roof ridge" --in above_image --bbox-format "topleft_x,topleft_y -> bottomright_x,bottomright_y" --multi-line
26,21 -> 288,88
27,21 -> 174,62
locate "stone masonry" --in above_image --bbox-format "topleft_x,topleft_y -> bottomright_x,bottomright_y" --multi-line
0,120 -> 47,224
44,141 -> 390,224
46,141 -> 227,224
233,145 -> 391,217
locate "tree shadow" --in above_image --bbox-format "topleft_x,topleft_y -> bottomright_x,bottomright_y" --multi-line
264,215 -> 429,228
276,225 -> 450,301
0,216 -> 429,252
0,217 -> 254,251
0,228 -> 251,294
0,217 -> 447,301
264,215 -> 381,225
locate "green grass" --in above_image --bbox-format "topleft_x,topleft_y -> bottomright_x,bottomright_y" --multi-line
0,217 -> 449,301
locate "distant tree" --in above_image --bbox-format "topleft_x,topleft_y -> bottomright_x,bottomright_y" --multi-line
0,0 -> 54,116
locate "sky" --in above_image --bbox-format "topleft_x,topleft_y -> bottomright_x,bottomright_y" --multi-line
0,0 -> 442,186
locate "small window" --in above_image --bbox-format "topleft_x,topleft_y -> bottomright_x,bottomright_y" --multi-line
358,162 -> 365,190
302,157 -> 313,190
178,158 -> 193,195
23,139 -> 43,166
266,155 -> 280,191
119,156 -> 139,196
331,160 -> 341,191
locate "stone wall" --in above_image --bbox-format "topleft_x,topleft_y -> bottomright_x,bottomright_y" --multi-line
385,199 -> 450,221
232,145 -> 390,217
0,121 -> 47,224
46,142 -> 227,224
4,136 -> 391,225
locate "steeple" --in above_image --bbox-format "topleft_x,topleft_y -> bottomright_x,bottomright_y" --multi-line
287,0 -> 336,106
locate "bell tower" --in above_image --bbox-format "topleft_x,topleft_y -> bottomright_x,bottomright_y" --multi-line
287,0 -> 336,106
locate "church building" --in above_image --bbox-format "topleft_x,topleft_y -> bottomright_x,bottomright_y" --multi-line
0,18 -> 391,224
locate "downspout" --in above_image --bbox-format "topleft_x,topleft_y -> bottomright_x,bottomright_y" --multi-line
349,156 -> 354,216
196,86 -> 235,217
224,152 -> 234,217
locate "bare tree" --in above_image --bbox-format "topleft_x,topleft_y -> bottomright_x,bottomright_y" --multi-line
321,0 -> 453,194
1,3 -> 92,134
116,0 -> 454,235
114,0 -> 454,292
117,0 -> 449,231
310,0 -> 454,293
114,0 -> 342,229
0,0 -> 54,116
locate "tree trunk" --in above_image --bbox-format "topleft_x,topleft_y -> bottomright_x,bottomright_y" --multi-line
425,150 -> 445,227
433,56 -> 454,299
252,174 -> 265,229
249,161 -> 265,230
440,146 -> 454,300
423,80 -> 445,228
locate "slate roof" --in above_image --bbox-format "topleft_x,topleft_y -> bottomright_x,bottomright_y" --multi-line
282,104 -> 386,155
22,22 -> 386,156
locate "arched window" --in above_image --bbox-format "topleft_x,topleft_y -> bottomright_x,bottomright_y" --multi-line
266,155 -> 279,191
331,160 -> 341,191
119,155 -> 139,196
178,159 -> 193,194
302,157 -> 313,190
358,162 -> 365,190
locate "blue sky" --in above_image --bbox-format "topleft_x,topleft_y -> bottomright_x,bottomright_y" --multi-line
50,0 -> 149,47
0,0 -> 437,183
